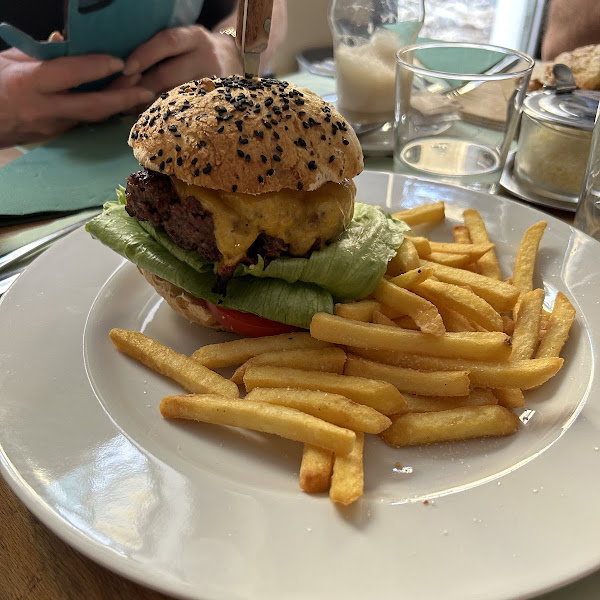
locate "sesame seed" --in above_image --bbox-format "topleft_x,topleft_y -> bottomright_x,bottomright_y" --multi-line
175,144 -> 181,152
232,185 -> 238,192
297,182 -> 303,190
266,168 -> 274,176
157,149 -> 163,156
191,157 -> 198,166
203,163 -> 212,174
308,161 -> 317,170
329,155 -> 335,163
342,137 -> 349,145
258,175 -> 264,183
177,157 -> 183,166
261,154 -> 267,163
217,125 -> 224,133
194,168 -> 200,176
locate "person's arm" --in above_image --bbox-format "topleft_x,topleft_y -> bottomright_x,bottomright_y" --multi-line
0,48 -> 154,148
542,0 -> 600,60
119,0 -> 287,95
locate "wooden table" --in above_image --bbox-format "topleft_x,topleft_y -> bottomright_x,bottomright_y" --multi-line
0,132 -> 590,600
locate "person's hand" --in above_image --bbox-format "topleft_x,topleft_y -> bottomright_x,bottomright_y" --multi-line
0,48 -> 155,148
113,25 -> 241,97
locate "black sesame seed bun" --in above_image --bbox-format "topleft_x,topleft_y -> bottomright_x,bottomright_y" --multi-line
128,76 -> 363,195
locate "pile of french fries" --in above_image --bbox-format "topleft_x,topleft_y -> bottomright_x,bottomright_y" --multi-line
109,201 -> 576,506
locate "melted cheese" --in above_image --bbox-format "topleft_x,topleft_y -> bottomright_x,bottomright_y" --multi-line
171,178 -> 356,268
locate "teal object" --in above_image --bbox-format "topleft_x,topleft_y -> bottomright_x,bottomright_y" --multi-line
0,0 -> 202,89
0,116 -> 140,218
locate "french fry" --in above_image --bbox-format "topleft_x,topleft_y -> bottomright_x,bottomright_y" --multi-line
436,305 -> 477,332
403,388 -> 497,413
372,310 -> 399,327
191,332 -> 330,369
392,201 -> 445,227
492,388 -> 525,409
380,405 -> 519,447
243,365 -> 407,416
404,235 -> 431,255
502,315 -> 515,336
330,432 -> 364,505
387,238 -> 421,275
299,444 -> 333,493
310,313 -> 511,361
334,299 -> 381,322
511,288 -> 544,360
424,252 -> 477,269
373,278 -> 445,336
452,225 -> 475,271
349,347 -> 563,390
463,209 -> 502,279
245,388 -> 391,434
453,225 -> 472,245
389,266 -> 434,289
160,393 -> 356,455
512,221 -> 547,315
424,241 -> 496,260
414,279 -> 504,332
421,260 -> 519,313
230,347 -> 347,385
536,292 -> 576,358
344,354 -> 470,397
109,329 -> 239,398
392,315 -> 420,329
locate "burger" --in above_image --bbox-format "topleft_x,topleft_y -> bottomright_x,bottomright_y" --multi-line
86,75 -> 408,336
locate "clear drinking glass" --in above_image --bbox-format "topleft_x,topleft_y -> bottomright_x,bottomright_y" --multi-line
574,104 -> 600,240
394,41 -> 534,193
329,0 -> 425,129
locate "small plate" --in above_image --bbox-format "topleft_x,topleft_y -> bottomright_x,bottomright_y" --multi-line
501,152 -> 578,213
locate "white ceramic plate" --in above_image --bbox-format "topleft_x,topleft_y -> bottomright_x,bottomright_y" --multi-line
1,171 -> 599,600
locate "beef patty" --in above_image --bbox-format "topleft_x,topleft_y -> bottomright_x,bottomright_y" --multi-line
125,169 -> 293,282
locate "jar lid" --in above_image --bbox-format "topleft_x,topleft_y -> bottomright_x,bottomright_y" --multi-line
523,90 -> 600,131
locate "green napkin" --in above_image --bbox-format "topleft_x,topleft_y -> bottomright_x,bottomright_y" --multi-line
0,116 -> 140,218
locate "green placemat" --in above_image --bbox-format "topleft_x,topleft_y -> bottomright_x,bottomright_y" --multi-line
0,116 -> 139,218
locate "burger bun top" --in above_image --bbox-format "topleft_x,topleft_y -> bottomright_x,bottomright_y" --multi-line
128,76 -> 363,195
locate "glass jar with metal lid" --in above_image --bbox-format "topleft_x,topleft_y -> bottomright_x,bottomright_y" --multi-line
514,90 -> 600,200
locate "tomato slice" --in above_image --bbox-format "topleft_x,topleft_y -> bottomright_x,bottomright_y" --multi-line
204,301 -> 304,337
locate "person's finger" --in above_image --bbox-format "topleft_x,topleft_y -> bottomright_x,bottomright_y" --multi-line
47,30 -> 64,42
48,86 -> 155,122
137,49 -> 219,95
34,55 -> 125,93
122,26 -> 209,76
106,72 -> 142,90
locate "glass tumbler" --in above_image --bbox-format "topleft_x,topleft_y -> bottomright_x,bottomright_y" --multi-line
329,0 -> 425,129
575,105 -> 600,241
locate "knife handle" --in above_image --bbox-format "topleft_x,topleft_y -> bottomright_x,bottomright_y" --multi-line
236,0 -> 274,54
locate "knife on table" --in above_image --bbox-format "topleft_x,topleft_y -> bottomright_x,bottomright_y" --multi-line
236,0 -> 274,78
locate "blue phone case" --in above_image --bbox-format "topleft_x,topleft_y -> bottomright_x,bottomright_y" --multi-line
0,0 -> 183,90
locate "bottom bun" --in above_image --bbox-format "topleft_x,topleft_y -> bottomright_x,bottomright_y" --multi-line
139,268 -> 226,331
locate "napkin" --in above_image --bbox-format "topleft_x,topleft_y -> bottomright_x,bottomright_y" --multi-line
0,116 -> 140,219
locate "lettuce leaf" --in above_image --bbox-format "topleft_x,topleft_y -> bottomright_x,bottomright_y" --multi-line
86,191 -> 408,327
86,200 -> 332,328
235,203 -> 408,299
